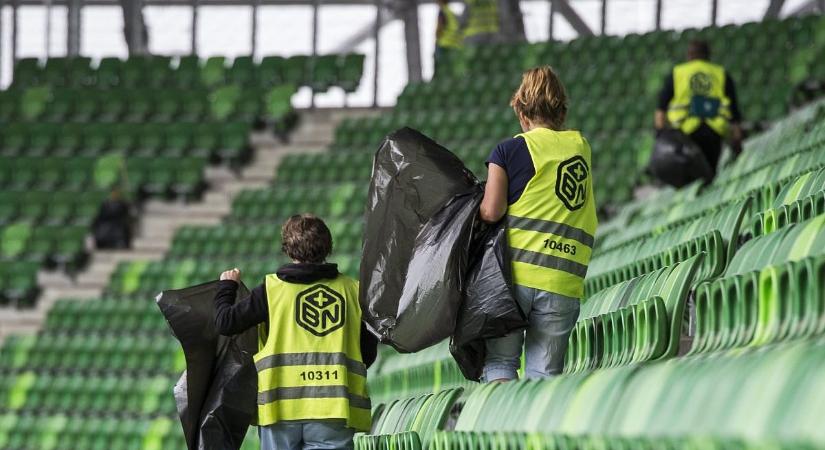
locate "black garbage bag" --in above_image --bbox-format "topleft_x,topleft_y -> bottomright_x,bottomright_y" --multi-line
648,128 -> 713,187
156,281 -> 259,450
360,128 -> 480,352
450,223 -> 525,381
361,127 -> 527,365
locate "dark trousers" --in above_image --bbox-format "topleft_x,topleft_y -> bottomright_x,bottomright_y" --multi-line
688,123 -> 723,178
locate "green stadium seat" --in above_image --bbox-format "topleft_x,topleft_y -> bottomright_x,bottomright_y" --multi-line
201,56 -> 227,87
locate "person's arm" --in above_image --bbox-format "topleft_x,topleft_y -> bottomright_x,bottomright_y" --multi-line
725,73 -> 744,156
214,269 -> 268,336
360,323 -> 379,368
479,163 -> 508,223
655,73 -> 674,130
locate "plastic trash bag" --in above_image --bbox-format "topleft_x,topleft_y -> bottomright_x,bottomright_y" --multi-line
360,127 -> 526,369
451,223 -> 526,381
648,128 -> 713,187
156,281 -> 259,450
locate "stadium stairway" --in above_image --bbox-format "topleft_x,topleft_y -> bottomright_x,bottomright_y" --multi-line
0,107 -> 378,342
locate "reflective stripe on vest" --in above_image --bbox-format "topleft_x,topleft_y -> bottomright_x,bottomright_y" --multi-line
464,0 -> 499,37
437,4 -> 463,49
667,60 -> 732,136
506,128 -> 598,299
255,274 -> 371,431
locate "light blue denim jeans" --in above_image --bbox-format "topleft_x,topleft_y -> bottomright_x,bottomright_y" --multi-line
483,285 -> 581,381
259,420 -> 355,450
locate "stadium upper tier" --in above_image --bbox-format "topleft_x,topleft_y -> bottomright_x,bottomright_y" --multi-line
0,53 -> 366,307
0,14 -> 824,450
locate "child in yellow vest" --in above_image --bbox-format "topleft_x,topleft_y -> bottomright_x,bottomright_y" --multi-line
214,214 -> 377,450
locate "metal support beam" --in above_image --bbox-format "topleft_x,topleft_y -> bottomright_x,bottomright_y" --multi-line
191,0 -> 198,54
654,0 -> 662,30
15,0 -> 471,4
764,0 -> 786,18
310,0 -> 318,108
372,0 -> 380,107
400,0 -> 421,83
787,0 -> 824,14
710,0 -> 717,25
553,0 -> 593,36
124,0 -> 147,55
11,0 -> 18,64
331,2 -> 395,54
0,0 -> 4,85
251,0 -> 259,56
600,0 -> 606,34
548,0 -> 554,40
66,0 -> 81,55
45,0 -> 53,57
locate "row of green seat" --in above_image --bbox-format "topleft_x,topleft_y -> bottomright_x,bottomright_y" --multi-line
587,198 -> 751,291
690,214 -> 825,353
0,223 -> 87,271
0,85 -> 294,124
368,342 -> 474,405
12,53 -> 364,93
565,254 -> 702,374
1,121 -> 250,163
169,218 -> 364,259
0,370 -> 176,417
0,413 -> 182,450
44,299 -> 168,334
0,331 -> 183,374
108,251 -> 364,297
228,183 -> 366,222
432,432 -> 820,450
364,339 -> 825,449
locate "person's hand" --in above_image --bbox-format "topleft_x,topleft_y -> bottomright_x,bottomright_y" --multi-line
220,268 -> 241,282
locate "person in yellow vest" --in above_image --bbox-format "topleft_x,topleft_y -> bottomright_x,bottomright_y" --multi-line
462,0 -> 500,45
479,66 -> 597,381
214,214 -> 377,450
435,0 -> 463,75
655,40 -> 744,179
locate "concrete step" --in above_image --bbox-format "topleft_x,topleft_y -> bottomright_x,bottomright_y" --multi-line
131,237 -> 173,253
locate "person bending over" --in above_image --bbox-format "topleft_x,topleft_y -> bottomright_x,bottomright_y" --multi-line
655,40 -> 744,179
479,66 -> 598,381
213,214 -> 378,450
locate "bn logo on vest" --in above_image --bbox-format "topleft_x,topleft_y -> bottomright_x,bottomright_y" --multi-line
556,156 -> 589,211
295,284 -> 346,337
689,72 -> 713,95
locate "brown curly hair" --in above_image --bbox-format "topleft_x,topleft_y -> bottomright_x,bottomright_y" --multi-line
281,214 -> 333,263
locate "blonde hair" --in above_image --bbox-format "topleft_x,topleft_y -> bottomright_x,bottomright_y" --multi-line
510,66 -> 568,130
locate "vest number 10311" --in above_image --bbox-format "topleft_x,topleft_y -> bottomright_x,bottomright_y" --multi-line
300,370 -> 339,381
543,239 -> 576,255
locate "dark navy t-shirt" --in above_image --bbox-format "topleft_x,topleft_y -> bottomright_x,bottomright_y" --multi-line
486,136 -> 535,205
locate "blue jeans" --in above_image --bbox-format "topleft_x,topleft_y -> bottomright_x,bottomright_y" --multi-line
483,285 -> 581,381
259,420 -> 355,450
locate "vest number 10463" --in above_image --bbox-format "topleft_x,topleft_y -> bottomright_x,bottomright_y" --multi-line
543,239 -> 577,255
300,370 -> 339,381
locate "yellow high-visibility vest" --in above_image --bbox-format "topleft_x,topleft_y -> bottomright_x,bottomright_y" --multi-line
464,0 -> 499,38
437,4 -> 463,49
506,128 -> 598,300
255,274 -> 371,431
667,59 -> 732,136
